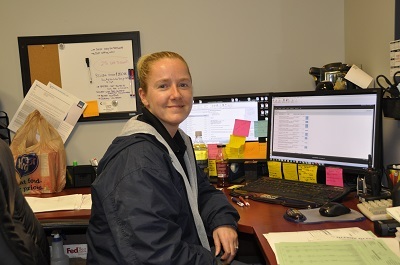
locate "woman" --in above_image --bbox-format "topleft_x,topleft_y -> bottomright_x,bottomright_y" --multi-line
86,51 -> 240,264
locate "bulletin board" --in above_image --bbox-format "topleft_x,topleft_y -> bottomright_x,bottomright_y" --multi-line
18,31 -> 142,122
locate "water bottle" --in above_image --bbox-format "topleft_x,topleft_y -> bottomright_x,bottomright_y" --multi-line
51,233 -> 69,265
216,144 -> 229,187
193,131 -> 209,179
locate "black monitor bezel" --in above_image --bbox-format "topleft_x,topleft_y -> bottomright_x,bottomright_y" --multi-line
191,92 -> 269,143
266,88 -> 383,176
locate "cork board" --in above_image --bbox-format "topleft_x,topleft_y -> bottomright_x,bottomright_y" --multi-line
18,31 -> 142,122
27,44 -> 62,87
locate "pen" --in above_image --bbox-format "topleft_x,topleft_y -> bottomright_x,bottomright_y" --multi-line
231,197 -> 244,207
239,196 -> 250,206
85,58 -> 92,83
128,69 -> 135,97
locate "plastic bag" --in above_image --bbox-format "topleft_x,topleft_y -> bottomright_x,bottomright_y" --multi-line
10,110 -> 66,194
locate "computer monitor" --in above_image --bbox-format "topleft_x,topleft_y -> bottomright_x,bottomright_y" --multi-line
267,89 -> 383,178
180,93 -> 268,144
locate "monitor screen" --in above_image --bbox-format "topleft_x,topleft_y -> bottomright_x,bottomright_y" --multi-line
180,93 -> 268,144
267,89 -> 383,174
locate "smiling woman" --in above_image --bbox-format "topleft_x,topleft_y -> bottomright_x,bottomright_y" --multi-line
86,51 -> 246,265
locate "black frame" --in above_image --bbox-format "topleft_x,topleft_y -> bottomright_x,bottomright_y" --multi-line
18,31 -> 142,122
267,88 -> 383,177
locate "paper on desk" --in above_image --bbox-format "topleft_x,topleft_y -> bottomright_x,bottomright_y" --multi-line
25,194 -> 92,213
387,206 -> 400,222
275,239 -> 400,265
8,80 -> 87,143
264,227 -> 400,264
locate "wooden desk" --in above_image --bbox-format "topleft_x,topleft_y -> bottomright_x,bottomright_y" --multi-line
33,187 -> 374,265
223,189 -> 374,265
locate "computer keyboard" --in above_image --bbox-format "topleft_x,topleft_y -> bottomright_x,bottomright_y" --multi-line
356,199 -> 393,221
229,177 -> 351,209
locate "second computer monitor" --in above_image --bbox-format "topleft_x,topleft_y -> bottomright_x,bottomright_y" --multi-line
180,93 -> 268,144
267,88 -> 383,175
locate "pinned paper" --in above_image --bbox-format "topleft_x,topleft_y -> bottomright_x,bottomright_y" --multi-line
283,163 -> 298,181
254,120 -> 268,137
298,164 -> 318,183
325,167 -> 344,187
83,100 -> 100,117
344,65 -> 373,89
268,161 -> 282,179
233,119 -> 251,137
229,134 -> 246,148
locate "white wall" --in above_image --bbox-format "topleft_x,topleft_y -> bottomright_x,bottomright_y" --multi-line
1,0 -> 346,165
345,0 -> 398,166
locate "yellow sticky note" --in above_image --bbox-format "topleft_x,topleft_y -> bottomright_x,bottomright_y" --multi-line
298,164 -> 318,183
283,162 -> 298,181
83,100 -> 100,117
208,159 -> 216,177
229,135 -> 246,148
225,144 -> 244,159
267,161 -> 282,179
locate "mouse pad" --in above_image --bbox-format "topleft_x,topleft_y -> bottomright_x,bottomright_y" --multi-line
295,208 -> 365,224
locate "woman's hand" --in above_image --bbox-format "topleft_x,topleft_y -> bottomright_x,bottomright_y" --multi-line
212,226 -> 239,264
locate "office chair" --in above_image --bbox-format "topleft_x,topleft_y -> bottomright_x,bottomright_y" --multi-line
0,139 -> 90,264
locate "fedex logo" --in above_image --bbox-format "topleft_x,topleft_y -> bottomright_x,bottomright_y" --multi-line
66,246 -> 87,254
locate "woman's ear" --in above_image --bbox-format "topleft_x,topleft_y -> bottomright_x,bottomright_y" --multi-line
138,88 -> 148,107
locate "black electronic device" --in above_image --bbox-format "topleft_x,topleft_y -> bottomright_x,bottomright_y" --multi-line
179,93 -> 268,144
319,202 -> 351,217
374,219 -> 400,237
267,89 -> 384,197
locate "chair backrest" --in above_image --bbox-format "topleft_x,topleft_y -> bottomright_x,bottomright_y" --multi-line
0,139 -> 50,265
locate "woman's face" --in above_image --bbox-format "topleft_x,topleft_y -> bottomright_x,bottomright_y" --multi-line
139,58 -> 193,136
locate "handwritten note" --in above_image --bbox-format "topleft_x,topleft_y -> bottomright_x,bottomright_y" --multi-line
58,40 -> 136,113
283,163 -> 298,181
325,167 -> 343,187
298,164 -> 318,183
268,161 -> 282,179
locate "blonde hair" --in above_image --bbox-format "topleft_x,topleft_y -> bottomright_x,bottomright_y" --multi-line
136,51 -> 191,92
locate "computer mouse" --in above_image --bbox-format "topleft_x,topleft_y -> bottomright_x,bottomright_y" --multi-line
319,202 -> 351,217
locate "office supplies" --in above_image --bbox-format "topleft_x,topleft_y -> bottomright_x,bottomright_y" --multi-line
231,197 -> 244,207
319,202 -> 351,217
357,199 -> 393,221
230,177 -> 350,208
374,219 -> 400,237
85,57 -> 92,83
376,72 -> 400,98
239,196 -> 250,206
284,208 -> 306,223
296,207 -> 364,224
128,68 -> 135,96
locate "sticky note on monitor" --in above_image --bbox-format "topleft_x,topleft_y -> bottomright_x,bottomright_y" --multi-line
233,119 -> 251,137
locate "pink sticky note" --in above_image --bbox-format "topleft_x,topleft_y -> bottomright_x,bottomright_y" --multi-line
233,119 -> 251,137
325,167 -> 343,187
207,144 -> 218,159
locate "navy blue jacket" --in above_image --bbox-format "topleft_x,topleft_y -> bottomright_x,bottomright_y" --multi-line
86,119 -> 239,265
